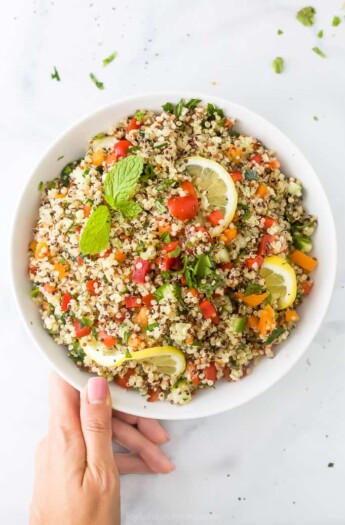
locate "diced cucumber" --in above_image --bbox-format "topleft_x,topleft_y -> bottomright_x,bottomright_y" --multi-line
293,234 -> 312,253
153,283 -> 176,302
229,316 -> 246,333
213,246 -> 230,263
287,180 -> 302,197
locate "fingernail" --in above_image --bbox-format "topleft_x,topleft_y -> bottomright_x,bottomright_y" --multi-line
88,377 -> 108,404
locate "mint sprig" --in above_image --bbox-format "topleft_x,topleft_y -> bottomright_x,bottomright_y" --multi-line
79,205 -> 111,255
104,156 -> 143,219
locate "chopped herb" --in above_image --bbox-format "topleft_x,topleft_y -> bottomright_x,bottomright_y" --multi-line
155,200 -> 167,214
175,99 -> 185,118
82,167 -> 90,178
128,145 -> 140,152
167,245 -> 181,258
51,66 -> 60,81
79,316 -> 93,327
134,109 -> 146,121
160,231 -> 171,243
156,179 -> 175,191
272,56 -> 284,74
317,29 -> 323,38
206,103 -> 224,118
57,155 -> 64,161
69,345 -> 85,364
60,159 -> 80,187
162,102 -> 175,112
141,163 -> 156,183
161,270 -> 171,281
31,288 -> 40,298
89,73 -> 105,90
46,180 -> 57,190
193,254 -> 213,278
244,169 -> 259,181
122,329 -> 131,345
38,181 -> 44,191
102,51 -> 117,66
93,132 -> 106,140
154,141 -> 168,149
312,46 -> 326,58
244,283 -> 264,296
328,462 -> 334,468
265,327 -> 286,344
313,115 -> 319,121
277,29 -> 283,35
144,322 -> 159,333
332,16 -> 341,27
185,98 -> 202,110
296,6 -> 316,27
125,350 -> 132,358
239,203 -> 251,220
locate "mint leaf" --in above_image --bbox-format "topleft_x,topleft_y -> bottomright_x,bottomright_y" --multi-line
116,200 -> 142,219
272,56 -> 284,74
104,155 -> 143,204
162,102 -> 174,112
79,205 -> 111,255
296,6 -> 316,27
103,51 -> 117,66
193,254 -> 213,278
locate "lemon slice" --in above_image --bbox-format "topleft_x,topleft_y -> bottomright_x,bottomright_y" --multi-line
185,156 -> 238,236
84,343 -> 186,377
260,256 -> 297,310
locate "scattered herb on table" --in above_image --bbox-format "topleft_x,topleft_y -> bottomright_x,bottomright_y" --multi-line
272,56 -> 284,74
317,29 -> 323,38
328,462 -> 334,468
277,29 -> 284,35
51,66 -> 60,81
102,51 -> 117,66
312,46 -> 326,58
313,116 -> 319,121
332,16 -> 341,27
89,73 -> 105,90
296,6 -> 316,27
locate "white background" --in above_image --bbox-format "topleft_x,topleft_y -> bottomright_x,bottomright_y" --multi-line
1,0 -> 344,523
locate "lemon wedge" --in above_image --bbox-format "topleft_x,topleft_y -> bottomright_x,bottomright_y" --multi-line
84,343 -> 186,377
260,256 -> 297,310
185,156 -> 238,236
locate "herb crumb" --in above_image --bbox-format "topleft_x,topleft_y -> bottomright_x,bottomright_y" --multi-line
89,73 -> 105,90
328,462 -> 334,468
313,116 -> 319,121
332,16 -> 341,27
317,29 -> 323,38
272,56 -> 284,74
277,29 -> 283,35
296,6 -> 316,27
312,46 -> 326,58
51,66 -> 60,81
102,51 -> 117,66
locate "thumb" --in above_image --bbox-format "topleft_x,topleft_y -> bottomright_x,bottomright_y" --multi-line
80,377 -> 114,469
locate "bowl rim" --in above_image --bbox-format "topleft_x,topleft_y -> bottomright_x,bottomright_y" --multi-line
10,91 -> 337,419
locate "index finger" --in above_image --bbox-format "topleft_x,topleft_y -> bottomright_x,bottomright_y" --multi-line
48,372 -> 82,435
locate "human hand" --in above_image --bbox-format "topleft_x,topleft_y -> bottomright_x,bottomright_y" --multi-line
30,373 -> 174,525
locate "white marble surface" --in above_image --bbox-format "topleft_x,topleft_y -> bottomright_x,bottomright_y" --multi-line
1,0 -> 345,523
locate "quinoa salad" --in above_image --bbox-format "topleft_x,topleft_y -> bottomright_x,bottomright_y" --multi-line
29,99 -> 318,405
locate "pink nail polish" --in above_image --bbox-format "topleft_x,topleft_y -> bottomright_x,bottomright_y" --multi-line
88,377 -> 108,404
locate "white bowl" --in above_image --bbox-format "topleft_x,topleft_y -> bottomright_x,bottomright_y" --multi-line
11,92 -> 337,420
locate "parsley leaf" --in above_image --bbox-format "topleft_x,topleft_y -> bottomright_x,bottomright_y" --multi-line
51,66 -> 60,81
160,232 -> 171,243
141,163 -> 156,183
134,110 -> 146,121
312,46 -> 326,58
265,327 -> 286,345
332,16 -> 341,27
102,51 -> 117,66
89,73 -> 105,90
193,254 -> 213,278
244,283 -> 264,296
296,6 -> 316,27
185,98 -> 202,110
244,169 -> 259,180
162,102 -> 175,112
154,141 -> 169,149
272,56 -> 284,74
60,159 -> 80,187
144,323 -> 159,333
175,99 -> 184,118
79,205 -> 111,255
